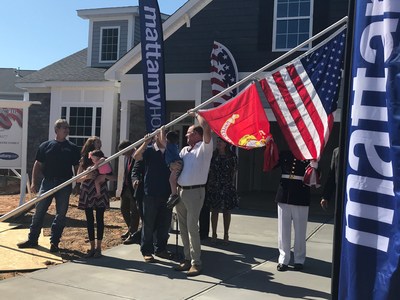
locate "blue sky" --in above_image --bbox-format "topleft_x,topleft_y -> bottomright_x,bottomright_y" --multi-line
0,0 -> 188,70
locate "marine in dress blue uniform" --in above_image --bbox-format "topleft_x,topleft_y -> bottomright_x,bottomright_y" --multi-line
275,150 -> 310,271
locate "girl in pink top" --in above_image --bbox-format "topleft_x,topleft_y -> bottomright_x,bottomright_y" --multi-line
89,150 -> 112,197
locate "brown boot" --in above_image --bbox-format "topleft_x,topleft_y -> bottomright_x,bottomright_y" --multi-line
187,264 -> 202,277
174,260 -> 191,271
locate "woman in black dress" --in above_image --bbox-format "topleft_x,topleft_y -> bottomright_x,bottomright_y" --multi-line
206,138 -> 239,243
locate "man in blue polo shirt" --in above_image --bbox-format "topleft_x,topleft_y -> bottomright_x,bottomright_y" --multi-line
17,119 -> 80,252
133,132 -> 172,262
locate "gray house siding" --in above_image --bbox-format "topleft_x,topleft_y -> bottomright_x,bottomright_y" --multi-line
0,94 -> 23,101
91,20 -> 129,68
134,17 -> 141,47
129,0 -> 348,75
125,0 -> 348,194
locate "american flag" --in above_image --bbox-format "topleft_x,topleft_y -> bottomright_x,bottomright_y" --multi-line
0,109 -> 12,129
210,41 -> 238,107
260,28 -> 346,160
0,108 -> 23,129
7,108 -> 23,128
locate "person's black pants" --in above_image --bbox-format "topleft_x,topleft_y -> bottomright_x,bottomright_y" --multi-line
85,207 -> 105,241
199,202 -> 210,240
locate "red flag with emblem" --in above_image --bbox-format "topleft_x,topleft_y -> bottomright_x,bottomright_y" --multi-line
198,83 -> 272,150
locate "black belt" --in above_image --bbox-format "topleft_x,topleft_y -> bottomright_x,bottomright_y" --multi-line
178,184 -> 206,190
45,177 -> 69,181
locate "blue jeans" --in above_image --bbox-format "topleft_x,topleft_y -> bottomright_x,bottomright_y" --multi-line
141,195 -> 172,255
28,178 -> 72,245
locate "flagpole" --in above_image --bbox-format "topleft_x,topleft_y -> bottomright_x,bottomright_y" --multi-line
331,4 -> 356,300
134,16 -> 348,131
192,16 -> 348,111
0,16 -> 348,223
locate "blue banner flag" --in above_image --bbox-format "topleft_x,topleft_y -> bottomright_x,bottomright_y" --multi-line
139,0 -> 166,132
339,1 -> 400,299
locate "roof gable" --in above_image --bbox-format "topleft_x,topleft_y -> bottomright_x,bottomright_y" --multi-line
105,0 -> 213,81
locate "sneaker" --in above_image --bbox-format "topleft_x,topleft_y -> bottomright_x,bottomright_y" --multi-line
277,263 -> 288,272
187,264 -> 202,277
17,240 -> 38,249
49,243 -> 59,253
174,260 -> 191,271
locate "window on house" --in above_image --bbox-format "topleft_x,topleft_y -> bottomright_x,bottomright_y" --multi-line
61,106 -> 102,149
273,0 -> 312,51
100,27 -> 120,62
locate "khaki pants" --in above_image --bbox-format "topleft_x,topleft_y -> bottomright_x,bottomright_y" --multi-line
176,187 -> 205,266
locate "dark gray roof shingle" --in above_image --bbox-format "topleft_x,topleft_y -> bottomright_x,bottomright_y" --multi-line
17,49 -> 107,84
0,68 -> 35,93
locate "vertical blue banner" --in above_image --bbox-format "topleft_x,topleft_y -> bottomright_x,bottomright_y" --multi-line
339,0 -> 400,299
139,0 -> 166,132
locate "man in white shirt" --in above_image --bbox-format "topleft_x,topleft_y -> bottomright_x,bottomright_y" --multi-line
174,112 -> 213,277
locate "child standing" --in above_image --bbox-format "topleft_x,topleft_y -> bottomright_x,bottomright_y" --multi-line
160,126 -> 182,207
89,150 -> 112,197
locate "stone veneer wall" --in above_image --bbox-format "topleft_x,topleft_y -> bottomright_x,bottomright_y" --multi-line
26,93 -> 51,179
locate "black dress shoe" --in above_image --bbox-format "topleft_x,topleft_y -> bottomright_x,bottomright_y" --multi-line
50,243 -> 60,253
123,232 -> 141,245
294,263 -> 303,271
277,263 -> 288,272
121,231 -> 130,239
166,194 -> 180,209
131,231 -> 142,243
155,250 -> 173,260
123,234 -> 135,245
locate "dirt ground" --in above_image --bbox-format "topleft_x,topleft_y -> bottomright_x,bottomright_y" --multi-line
0,178 -> 126,281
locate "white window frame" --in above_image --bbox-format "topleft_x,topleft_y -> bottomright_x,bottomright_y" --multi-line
272,0 -> 314,51
99,26 -> 120,63
61,106 -> 102,148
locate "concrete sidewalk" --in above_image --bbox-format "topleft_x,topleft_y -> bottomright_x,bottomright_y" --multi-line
0,207 -> 334,300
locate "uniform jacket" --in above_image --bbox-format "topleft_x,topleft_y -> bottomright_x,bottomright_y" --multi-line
275,150 -> 311,206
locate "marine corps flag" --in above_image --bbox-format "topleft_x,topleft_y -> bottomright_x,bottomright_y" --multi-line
198,83 -> 272,149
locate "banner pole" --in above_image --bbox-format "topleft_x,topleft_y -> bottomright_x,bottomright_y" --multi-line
331,2 -> 356,299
